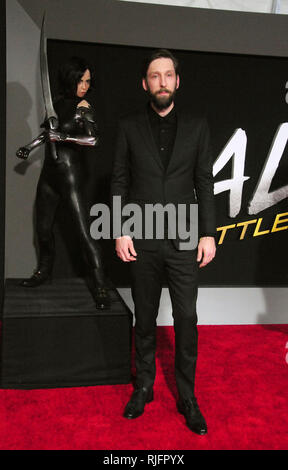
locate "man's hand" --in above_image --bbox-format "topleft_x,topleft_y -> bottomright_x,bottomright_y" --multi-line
16,147 -> 30,160
116,236 -> 137,262
197,236 -> 216,268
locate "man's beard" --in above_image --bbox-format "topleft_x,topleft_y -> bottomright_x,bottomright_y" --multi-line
147,86 -> 177,111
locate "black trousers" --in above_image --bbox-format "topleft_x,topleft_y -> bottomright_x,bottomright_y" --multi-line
130,239 -> 199,399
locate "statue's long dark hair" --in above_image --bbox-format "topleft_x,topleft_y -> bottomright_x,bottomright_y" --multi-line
57,56 -> 94,99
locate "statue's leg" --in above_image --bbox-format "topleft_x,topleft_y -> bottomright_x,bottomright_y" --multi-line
21,172 -> 59,287
60,168 -> 110,309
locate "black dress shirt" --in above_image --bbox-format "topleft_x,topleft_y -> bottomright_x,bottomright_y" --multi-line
148,104 -> 177,238
148,104 -> 177,172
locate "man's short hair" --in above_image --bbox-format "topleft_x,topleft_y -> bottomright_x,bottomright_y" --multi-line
141,49 -> 179,78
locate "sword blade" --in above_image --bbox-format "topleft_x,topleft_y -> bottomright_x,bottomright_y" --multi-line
40,14 -> 58,161
40,14 -> 58,124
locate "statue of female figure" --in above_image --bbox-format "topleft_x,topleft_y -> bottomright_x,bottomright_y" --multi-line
16,57 -> 110,310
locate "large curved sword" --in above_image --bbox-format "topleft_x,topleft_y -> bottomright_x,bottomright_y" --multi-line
40,14 -> 58,161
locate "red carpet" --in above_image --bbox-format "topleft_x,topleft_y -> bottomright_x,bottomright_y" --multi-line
0,325 -> 288,450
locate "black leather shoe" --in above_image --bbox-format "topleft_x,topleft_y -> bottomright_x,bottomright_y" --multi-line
93,286 -> 111,310
20,269 -> 52,288
123,387 -> 154,419
177,397 -> 207,435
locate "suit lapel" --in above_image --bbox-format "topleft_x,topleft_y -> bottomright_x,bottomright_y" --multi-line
136,109 -> 164,171
135,107 -> 188,173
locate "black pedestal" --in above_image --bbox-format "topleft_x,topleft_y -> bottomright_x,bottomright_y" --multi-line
0,278 -> 132,389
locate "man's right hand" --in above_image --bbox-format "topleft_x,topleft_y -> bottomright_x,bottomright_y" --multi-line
116,236 -> 137,262
16,147 -> 30,160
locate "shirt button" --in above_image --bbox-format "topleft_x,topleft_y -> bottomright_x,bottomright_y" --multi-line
160,147 -> 165,151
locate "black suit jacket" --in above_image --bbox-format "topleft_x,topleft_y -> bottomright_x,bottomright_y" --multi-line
111,106 -> 215,251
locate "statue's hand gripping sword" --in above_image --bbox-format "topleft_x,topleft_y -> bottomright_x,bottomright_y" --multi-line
40,14 -> 58,161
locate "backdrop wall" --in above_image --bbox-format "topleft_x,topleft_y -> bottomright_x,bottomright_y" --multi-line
0,0 -> 6,310
5,0 -> 288,324
46,38 -> 288,287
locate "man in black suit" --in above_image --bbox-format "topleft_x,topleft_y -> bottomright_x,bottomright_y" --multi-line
111,49 -> 216,435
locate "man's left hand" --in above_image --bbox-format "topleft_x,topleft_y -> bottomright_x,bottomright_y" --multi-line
197,236 -> 216,268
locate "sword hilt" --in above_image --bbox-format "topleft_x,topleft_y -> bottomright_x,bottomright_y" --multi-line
47,116 -> 59,131
47,116 -> 59,161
